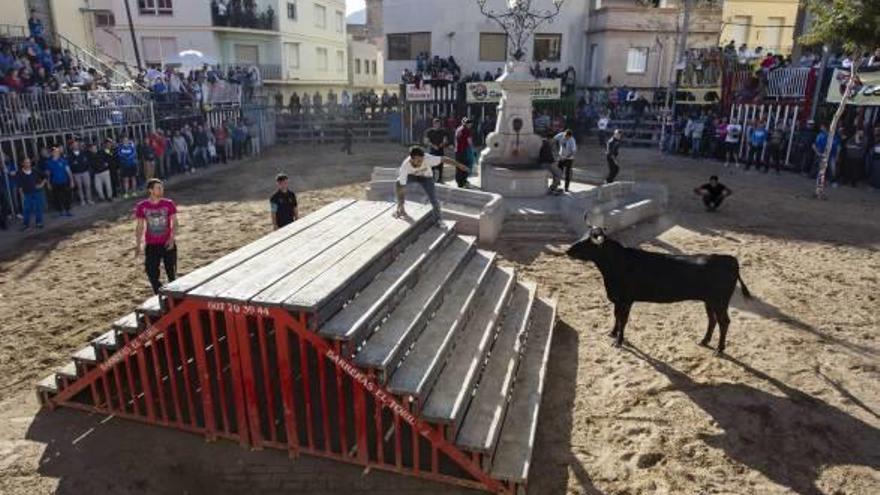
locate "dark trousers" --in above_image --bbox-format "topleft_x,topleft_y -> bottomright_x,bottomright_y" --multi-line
745,145 -> 763,170
145,244 -> 177,294
703,194 -> 724,211
50,183 -> 72,213
454,150 -> 470,187
429,148 -> 444,183
216,145 -> 228,164
558,158 -> 573,191
606,155 -> 620,183
341,138 -> 352,155
767,144 -> 783,173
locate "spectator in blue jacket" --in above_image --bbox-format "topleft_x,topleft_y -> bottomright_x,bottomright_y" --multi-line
44,146 -> 74,216
116,135 -> 139,198
745,120 -> 768,171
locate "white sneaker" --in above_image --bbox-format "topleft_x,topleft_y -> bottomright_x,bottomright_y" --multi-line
87,200 -> 94,205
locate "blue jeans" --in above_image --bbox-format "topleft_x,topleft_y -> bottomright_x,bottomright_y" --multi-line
397,175 -> 441,221
691,137 -> 702,157
22,190 -> 44,227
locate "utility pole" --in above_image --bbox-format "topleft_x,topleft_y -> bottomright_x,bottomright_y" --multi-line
790,0 -> 808,59
123,0 -> 142,70
665,0 -> 693,115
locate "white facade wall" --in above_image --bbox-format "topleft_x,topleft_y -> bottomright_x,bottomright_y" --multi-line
348,36 -> 384,88
381,0 -> 588,85
92,0 -> 348,94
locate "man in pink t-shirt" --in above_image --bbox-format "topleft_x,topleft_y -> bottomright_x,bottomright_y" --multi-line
134,179 -> 178,294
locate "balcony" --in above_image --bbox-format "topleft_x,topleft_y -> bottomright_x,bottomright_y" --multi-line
211,2 -> 278,32
216,63 -> 282,82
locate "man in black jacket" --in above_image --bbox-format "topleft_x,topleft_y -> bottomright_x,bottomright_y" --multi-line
68,140 -> 93,205
92,139 -> 116,201
605,129 -> 622,183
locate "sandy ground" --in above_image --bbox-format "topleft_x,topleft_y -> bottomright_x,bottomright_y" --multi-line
0,142 -> 877,495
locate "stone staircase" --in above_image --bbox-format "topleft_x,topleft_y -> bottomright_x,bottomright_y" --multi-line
36,199 -> 556,493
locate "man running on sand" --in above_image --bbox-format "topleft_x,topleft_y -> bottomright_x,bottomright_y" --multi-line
395,146 -> 467,222
135,179 -> 178,294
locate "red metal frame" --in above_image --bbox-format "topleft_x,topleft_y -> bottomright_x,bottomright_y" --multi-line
46,299 -> 511,493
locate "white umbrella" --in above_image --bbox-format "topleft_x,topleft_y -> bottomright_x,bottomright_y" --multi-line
164,49 -> 218,68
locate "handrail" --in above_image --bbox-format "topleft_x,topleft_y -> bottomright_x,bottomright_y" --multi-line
0,89 -> 153,137
51,32 -> 146,91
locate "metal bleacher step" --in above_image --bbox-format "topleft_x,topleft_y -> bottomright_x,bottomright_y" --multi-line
72,345 -> 98,365
319,222 -> 454,348
491,297 -> 557,483
421,266 -> 516,428
455,281 -> 536,457
386,250 -> 496,401
37,374 -> 58,394
56,362 -> 79,381
136,294 -> 164,318
353,235 -> 476,383
91,330 -> 119,351
112,312 -> 141,334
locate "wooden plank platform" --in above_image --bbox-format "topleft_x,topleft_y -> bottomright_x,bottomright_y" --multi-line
136,295 -> 163,316
387,250 -> 496,399
455,281 -> 536,454
252,204 -> 432,307
353,236 -> 476,380
91,330 -> 118,350
421,267 -> 515,424
112,312 -> 140,334
319,222 -> 453,343
491,297 -> 557,483
282,204 -> 434,312
162,199 -> 356,296
190,201 -> 390,303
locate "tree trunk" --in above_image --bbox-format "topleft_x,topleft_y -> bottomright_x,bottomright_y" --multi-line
815,62 -> 858,198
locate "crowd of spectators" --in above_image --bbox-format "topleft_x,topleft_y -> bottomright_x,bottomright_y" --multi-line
661,109 -> 880,188
399,53 -> 577,95
0,119 -> 256,232
277,88 -> 401,118
140,64 -> 260,106
0,14 -> 110,95
210,0 -> 276,30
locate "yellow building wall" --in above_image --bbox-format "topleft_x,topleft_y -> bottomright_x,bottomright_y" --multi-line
4,1 -> 94,52
720,0 -> 800,54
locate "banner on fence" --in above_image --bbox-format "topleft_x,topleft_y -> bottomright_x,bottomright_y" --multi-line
465,79 -> 561,103
405,84 -> 434,102
826,69 -> 880,106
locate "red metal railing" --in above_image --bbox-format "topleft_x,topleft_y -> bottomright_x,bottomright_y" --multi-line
46,298 -> 513,493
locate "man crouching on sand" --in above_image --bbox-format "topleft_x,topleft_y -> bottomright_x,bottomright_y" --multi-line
396,146 -> 467,222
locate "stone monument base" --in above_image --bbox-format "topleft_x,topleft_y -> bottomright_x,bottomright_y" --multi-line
481,164 -> 549,198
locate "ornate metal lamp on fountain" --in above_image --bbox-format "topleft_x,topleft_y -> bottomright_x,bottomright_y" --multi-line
476,0 -> 564,197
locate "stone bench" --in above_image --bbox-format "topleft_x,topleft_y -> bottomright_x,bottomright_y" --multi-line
560,181 -> 668,236
366,167 -> 504,244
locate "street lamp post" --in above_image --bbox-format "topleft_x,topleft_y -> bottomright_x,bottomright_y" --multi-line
476,0 -> 564,62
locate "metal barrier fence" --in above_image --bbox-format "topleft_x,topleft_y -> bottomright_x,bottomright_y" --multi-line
766,68 -> 814,99
729,103 -> 800,165
0,90 -> 153,137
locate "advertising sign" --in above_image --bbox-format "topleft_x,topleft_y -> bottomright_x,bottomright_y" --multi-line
465,79 -> 562,103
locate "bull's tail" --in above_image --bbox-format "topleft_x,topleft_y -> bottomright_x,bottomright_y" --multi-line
738,273 -> 753,299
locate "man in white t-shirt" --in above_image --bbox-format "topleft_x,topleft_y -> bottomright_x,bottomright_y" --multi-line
724,121 -> 742,167
396,146 -> 467,221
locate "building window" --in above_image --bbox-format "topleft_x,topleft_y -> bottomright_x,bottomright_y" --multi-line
235,44 -> 260,64
371,60 -> 376,75
533,34 -> 561,62
355,59 -> 361,74
336,50 -> 345,72
95,12 -> 116,27
138,0 -> 173,16
479,33 -> 507,61
287,1 -> 297,20
364,60 -> 370,74
335,11 -> 344,33
285,42 -> 300,70
626,47 -> 648,73
316,47 -> 328,71
314,3 -> 326,29
387,32 -> 431,60
142,36 -> 178,65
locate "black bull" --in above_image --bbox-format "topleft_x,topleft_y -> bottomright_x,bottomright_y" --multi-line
567,228 -> 752,355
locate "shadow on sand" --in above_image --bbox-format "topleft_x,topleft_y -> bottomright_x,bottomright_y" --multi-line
528,320 -> 605,494
626,345 -> 880,495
